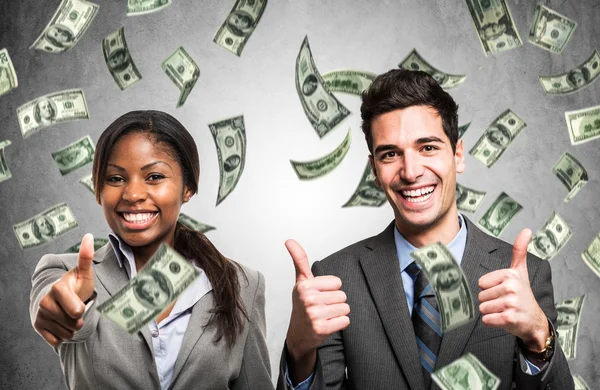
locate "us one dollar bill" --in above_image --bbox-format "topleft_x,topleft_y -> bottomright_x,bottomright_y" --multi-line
97,243 -> 200,333
342,161 -> 386,208
399,49 -> 466,89
13,203 -> 78,249
102,27 -> 142,90
573,375 -> 590,390
564,104 -> 600,146
79,173 -> 94,194
321,70 -> 376,96
552,152 -> 588,202
0,140 -> 12,183
64,237 -> 108,253
127,0 -> 171,16
456,183 -> 486,213
458,123 -> 471,138
527,211 -> 572,260
0,49 -> 18,97
52,135 -> 95,175
30,0 -> 99,53
178,213 -> 216,233
291,129 -> 351,180
555,295 -> 585,360
528,4 -> 577,54
409,242 -> 474,332
540,50 -> 600,95
296,36 -> 350,138
209,115 -> 246,205
432,353 -> 500,390
478,192 -> 522,237
469,109 -> 526,167
581,233 -> 600,279
162,47 -> 200,107
464,0 -> 522,56
213,0 -> 267,56
17,89 -> 89,138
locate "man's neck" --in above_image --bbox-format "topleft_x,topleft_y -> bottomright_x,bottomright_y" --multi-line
396,210 -> 461,248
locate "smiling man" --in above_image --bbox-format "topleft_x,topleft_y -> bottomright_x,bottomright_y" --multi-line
278,69 -> 574,390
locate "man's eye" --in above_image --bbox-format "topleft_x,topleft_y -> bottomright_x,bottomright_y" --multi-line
382,151 -> 397,158
422,145 -> 436,152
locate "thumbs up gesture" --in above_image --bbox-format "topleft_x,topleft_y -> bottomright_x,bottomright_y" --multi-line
478,229 -> 550,351
34,233 -> 96,347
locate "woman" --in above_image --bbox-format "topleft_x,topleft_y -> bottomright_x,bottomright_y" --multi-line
30,110 -> 273,389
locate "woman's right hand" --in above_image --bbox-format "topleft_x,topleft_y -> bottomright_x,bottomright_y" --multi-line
33,233 -> 96,346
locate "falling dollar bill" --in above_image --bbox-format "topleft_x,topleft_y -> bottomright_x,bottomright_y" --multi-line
296,36 -> 350,138
209,115 -> 246,205
478,192 -> 522,237
399,49 -> 466,89
342,161 -> 386,207
64,238 -> 108,253
555,295 -> 585,360
178,213 -> 216,233
573,375 -> 590,390
291,129 -> 351,180
464,0 -> 522,56
469,109 -> 526,167
458,123 -> 470,138
13,203 -> 78,249
0,140 -> 12,183
213,0 -> 267,56
102,27 -> 142,90
527,211 -> 572,260
52,135 -> 95,175
540,50 -> 600,95
564,104 -> 600,146
552,152 -> 588,202
0,49 -> 18,97
79,173 -> 94,194
432,353 -> 500,390
97,243 -> 200,333
30,0 -> 99,53
162,47 -> 200,107
127,0 -> 171,16
321,70 -> 376,96
528,4 -> 577,54
17,89 -> 89,138
456,183 -> 486,213
581,233 -> 600,279
409,242 -> 474,332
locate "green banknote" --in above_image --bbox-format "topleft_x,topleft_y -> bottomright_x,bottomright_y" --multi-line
0,49 -> 18,96
432,353 -> 500,390
52,135 -> 95,175
478,192 -> 522,237
213,0 -> 267,56
456,183 -> 486,213
399,49 -> 466,89
321,70 -> 376,96
103,27 -> 142,90
290,129 -> 351,180
178,213 -> 216,233
469,109 -> 526,167
342,161 -> 386,208
573,375 -> 590,390
13,203 -> 78,249
540,50 -> 600,95
79,173 -> 94,194
162,47 -> 200,107
464,0 -> 522,56
555,295 -> 585,360
581,233 -> 600,279
528,3 -> 577,54
564,104 -> 600,146
0,140 -> 12,183
458,123 -> 471,138
552,152 -> 588,202
30,0 -> 99,53
527,211 -> 572,260
64,238 -> 108,253
127,0 -> 171,16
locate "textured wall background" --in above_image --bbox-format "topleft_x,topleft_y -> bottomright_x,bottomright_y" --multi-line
1,0 -> 599,388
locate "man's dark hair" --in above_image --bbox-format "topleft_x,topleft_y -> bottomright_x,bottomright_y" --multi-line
360,69 -> 459,154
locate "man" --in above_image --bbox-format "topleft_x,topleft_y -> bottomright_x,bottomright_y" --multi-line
566,68 -> 589,89
486,124 -> 511,149
33,216 -> 55,242
532,231 -> 558,260
45,25 -> 75,50
278,69 -> 573,390
226,11 -> 255,37
35,98 -> 56,125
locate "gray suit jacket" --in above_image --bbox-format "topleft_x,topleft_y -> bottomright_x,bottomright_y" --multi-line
30,244 -> 274,390
278,217 -> 574,390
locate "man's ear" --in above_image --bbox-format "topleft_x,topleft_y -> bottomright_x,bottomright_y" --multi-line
369,155 -> 382,188
454,139 -> 465,174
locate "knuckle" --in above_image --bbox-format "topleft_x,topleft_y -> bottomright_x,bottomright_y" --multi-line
306,306 -> 319,322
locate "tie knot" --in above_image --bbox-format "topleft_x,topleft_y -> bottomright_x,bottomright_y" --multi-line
405,261 -> 420,280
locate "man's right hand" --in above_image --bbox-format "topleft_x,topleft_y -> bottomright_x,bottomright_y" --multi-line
34,233 -> 95,347
285,239 -> 350,385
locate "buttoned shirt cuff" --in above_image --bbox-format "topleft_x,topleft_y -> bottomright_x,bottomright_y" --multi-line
285,362 -> 314,390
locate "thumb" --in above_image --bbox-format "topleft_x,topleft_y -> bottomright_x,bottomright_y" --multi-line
75,233 -> 95,299
510,228 -> 532,273
285,239 -> 314,282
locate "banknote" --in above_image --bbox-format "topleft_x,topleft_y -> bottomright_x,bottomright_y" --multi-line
0,140 -> 12,183
52,135 -> 95,175
17,89 -> 89,138
564,104 -> 600,146
581,233 -> 600,279
528,4 -> 577,54
478,192 -> 522,237
552,152 -> 588,202
527,211 -> 572,260
555,295 -> 585,360
102,27 -> 142,90
409,242 -> 474,332
64,238 -> 108,253
469,109 -> 526,167
342,161 -> 386,208
464,0 -> 522,56
209,115 -> 246,205
540,51 -> 600,95
30,0 -> 99,53
399,49 -> 466,89
0,49 -> 18,96
296,36 -> 350,138
13,203 -> 78,249
162,47 -> 200,107
97,243 -> 200,333
432,353 -> 500,390
573,375 -> 590,390
127,0 -> 171,16
213,0 -> 267,56
178,213 -> 216,233
321,70 -> 376,96
456,183 -> 486,213
79,173 -> 94,194
291,129 -> 351,180
458,123 -> 471,138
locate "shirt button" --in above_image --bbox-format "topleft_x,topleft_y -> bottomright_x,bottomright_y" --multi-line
151,330 -> 159,338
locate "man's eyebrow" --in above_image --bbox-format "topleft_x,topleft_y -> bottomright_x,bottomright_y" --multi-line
374,144 -> 397,154
415,136 -> 444,145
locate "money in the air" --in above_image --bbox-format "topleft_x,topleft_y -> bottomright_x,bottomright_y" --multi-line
539,50 -> 600,95
527,211 -> 572,260
342,161 -> 386,208
528,4 -> 577,54
458,123 -> 470,138
103,27 -> 142,90
213,0 -> 267,56
573,375 -> 590,390
555,295 -> 585,360
13,203 -> 78,249
321,70 -> 376,96
64,238 -> 108,253
581,233 -> 600,279
432,353 -> 500,390
127,0 -> 171,16
552,152 -> 588,202
399,49 -> 466,89
79,173 -> 94,194
564,104 -> 600,146
469,109 -> 526,167
0,140 -> 13,183
162,47 -> 200,107
178,213 -> 216,233
290,129 -> 351,180
52,135 -> 95,175
478,192 -> 522,237
464,0 -> 522,56
0,49 -> 18,96
456,183 -> 486,213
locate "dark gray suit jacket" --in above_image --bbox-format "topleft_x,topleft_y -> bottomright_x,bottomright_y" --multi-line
278,217 -> 574,390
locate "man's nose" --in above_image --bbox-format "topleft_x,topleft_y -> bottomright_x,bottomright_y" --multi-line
400,153 -> 424,182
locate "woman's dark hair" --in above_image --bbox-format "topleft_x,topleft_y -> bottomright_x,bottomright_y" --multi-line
360,69 -> 459,154
92,110 -> 247,346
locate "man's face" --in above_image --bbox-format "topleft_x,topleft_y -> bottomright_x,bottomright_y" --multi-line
230,14 -> 250,30
35,217 -> 52,236
108,52 -> 126,69
438,268 -> 460,287
570,71 -> 585,87
483,23 -> 506,39
38,100 -> 53,120
557,310 -> 576,327
537,235 -> 556,255
488,128 -> 509,147
48,27 -> 70,43
142,279 -> 169,307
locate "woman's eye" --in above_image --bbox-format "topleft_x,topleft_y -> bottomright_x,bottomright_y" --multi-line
106,176 -> 123,183
148,174 -> 165,181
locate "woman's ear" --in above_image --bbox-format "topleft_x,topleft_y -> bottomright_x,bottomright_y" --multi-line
183,187 -> 193,203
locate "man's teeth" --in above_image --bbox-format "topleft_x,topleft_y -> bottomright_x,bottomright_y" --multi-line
401,186 -> 435,198
122,213 -> 157,223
